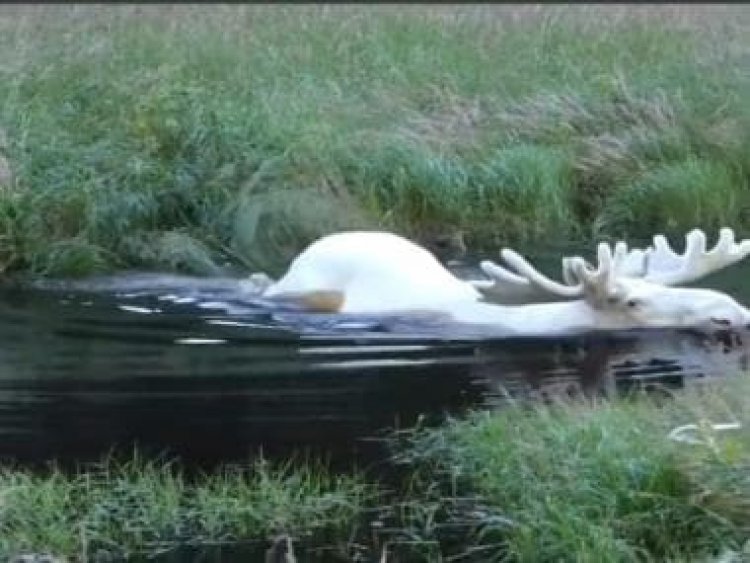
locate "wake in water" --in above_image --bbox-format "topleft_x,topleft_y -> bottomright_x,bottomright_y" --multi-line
31,272 -> 508,339
0,270 -> 743,466
28,271 -> 750,346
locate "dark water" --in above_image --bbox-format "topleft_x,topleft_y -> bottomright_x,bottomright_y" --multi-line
1,252 -> 749,469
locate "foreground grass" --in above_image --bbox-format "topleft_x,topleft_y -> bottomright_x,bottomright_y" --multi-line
1,6 -> 750,276
4,378 -> 750,562
389,378 -> 750,562
0,456 -> 374,561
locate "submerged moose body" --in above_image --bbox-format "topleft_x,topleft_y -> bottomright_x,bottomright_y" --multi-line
251,229 -> 750,338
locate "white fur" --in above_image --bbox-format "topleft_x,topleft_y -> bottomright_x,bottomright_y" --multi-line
263,232 -> 480,312
260,231 -> 750,337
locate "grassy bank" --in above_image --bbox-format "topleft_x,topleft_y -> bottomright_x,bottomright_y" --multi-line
390,378 -> 750,562
4,378 -> 750,562
0,455 -> 375,561
1,5 -> 750,276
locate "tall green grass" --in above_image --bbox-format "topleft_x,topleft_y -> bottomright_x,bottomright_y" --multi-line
1,5 -> 750,276
0,454 -> 374,561
390,378 -> 750,562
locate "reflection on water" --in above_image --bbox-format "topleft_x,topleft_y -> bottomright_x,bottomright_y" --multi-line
1,251 -> 749,468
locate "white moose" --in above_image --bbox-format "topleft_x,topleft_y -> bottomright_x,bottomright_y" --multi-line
251,228 -> 750,337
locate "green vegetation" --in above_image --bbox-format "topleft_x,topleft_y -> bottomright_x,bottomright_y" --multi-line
4,379 -> 750,562
0,455 -> 374,561
389,378 -> 750,562
1,6 -> 750,276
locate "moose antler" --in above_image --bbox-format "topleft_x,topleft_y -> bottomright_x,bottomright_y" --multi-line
472,250 -> 585,304
566,243 -> 622,307
562,228 -> 750,285
474,242 -> 622,306
640,228 -> 750,285
472,228 -> 750,304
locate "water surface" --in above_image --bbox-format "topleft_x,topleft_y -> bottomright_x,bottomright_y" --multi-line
1,250 -> 749,468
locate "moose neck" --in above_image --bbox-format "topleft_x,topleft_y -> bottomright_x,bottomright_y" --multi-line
449,299 -> 600,337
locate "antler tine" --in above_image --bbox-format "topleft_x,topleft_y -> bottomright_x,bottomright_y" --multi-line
563,240 -> 647,282
473,227 -> 750,305
477,242 -> 622,303
612,241 -> 644,276
575,243 -> 613,285
472,248 -> 584,304
567,242 -> 619,306
652,233 -> 676,258
478,259 -> 529,286
644,227 -> 750,285
714,227 -> 734,255
498,248 -> 584,297
684,229 -> 707,264
561,256 -> 578,285
595,242 -> 614,282
613,241 -> 628,265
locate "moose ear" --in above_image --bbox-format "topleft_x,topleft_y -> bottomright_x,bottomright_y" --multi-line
587,284 -> 628,310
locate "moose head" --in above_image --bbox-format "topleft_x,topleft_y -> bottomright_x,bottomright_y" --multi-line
257,229 -> 750,337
